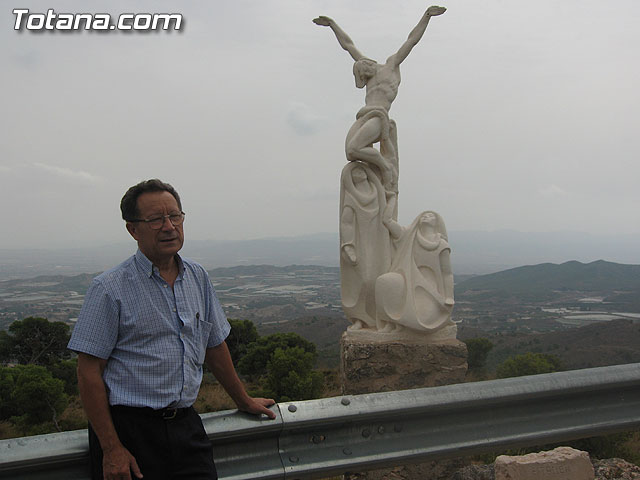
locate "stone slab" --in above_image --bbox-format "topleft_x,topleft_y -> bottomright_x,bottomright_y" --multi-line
495,447 -> 595,480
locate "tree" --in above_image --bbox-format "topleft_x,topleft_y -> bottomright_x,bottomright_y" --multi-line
496,352 -> 563,379
464,338 -> 494,371
264,347 -> 323,402
0,366 -> 19,420
238,332 -> 316,379
0,317 -> 71,366
47,358 -> 78,396
226,319 -> 259,365
0,364 -> 68,431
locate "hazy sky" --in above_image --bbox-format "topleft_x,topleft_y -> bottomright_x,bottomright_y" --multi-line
3,0 -> 639,250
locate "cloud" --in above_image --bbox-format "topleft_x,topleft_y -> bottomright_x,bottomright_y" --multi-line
32,162 -> 103,184
539,184 -> 569,198
286,102 -> 325,136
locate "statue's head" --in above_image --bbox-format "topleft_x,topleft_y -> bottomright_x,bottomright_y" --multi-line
351,165 -> 368,183
420,212 -> 437,226
414,210 -> 448,240
353,58 -> 377,88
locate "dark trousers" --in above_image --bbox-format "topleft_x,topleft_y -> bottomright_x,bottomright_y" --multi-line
88,406 -> 217,480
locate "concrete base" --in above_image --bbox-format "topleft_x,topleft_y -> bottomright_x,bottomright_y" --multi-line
341,330 -> 468,480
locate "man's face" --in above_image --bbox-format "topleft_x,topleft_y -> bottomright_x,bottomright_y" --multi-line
126,191 -> 184,264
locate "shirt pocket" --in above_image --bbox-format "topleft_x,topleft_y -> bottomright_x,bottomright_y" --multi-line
185,315 -> 213,364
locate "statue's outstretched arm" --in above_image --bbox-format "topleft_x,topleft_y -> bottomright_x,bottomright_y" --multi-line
439,248 -> 455,306
313,16 -> 365,61
382,194 -> 403,239
390,5 -> 445,66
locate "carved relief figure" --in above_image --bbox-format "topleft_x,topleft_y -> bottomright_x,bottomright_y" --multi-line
340,162 -> 391,330
375,195 -> 454,333
314,6 -> 446,194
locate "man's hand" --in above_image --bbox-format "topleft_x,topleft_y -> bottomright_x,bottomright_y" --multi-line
426,6 -> 446,16
238,397 -> 277,419
103,444 -> 143,479
313,16 -> 333,27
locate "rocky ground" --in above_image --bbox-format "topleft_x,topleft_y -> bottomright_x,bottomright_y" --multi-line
451,458 -> 640,480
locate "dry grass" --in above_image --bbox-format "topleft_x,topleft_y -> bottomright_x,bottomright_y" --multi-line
194,368 -> 343,415
620,430 -> 640,465
0,421 -> 20,440
58,396 -> 87,431
321,368 -> 342,398
194,382 -> 236,414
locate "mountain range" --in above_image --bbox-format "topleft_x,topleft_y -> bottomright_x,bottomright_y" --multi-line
456,260 -> 640,299
0,230 -> 638,280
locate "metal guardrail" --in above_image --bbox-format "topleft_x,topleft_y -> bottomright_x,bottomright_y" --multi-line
2,363 -> 640,479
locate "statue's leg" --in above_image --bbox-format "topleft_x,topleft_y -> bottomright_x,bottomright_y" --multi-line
380,119 -> 399,194
346,117 -> 394,189
388,119 -> 399,188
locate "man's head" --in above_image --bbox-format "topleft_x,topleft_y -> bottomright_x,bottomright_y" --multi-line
120,179 -> 182,222
121,179 -> 185,264
353,58 -> 377,89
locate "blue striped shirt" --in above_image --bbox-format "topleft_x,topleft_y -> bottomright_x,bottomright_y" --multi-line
68,249 -> 230,409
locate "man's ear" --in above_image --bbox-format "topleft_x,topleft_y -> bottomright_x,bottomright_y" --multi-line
126,222 -> 139,241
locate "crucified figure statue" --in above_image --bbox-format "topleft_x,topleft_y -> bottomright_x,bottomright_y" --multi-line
314,5 -> 446,194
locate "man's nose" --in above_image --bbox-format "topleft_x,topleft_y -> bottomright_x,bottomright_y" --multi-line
161,216 -> 176,230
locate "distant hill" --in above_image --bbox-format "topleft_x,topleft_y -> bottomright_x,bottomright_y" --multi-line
209,264 -> 339,277
459,319 -> 640,372
0,273 -> 96,294
455,260 -> 640,301
1,230 -> 639,279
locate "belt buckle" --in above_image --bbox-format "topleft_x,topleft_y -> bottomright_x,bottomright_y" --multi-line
162,408 -> 178,420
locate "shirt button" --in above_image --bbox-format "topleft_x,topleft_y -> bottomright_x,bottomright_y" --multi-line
173,308 -> 177,312
164,285 -> 168,288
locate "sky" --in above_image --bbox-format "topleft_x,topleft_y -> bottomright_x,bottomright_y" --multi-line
2,0 -> 640,250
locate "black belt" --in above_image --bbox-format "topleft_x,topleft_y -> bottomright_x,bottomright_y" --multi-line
111,405 -> 192,420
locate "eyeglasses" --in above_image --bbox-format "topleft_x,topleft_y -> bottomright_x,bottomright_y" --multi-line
130,212 -> 185,230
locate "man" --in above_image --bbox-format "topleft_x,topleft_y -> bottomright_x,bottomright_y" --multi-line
68,179 -> 275,480
313,5 -> 446,193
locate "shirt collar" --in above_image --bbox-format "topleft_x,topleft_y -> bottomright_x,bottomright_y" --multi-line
134,249 -> 185,280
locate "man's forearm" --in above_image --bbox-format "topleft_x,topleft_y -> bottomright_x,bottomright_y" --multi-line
77,354 -> 122,452
77,354 -> 150,478
205,342 -> 253,408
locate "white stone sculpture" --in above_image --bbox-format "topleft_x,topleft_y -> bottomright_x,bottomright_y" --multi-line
317,6 -> 455,339
340,162 -> 391,330
375,196 -> 455,334
314,5 -> 446,195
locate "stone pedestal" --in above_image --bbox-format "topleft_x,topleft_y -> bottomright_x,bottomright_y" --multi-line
341,329 -> 468,394
341,329 -> 468,480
